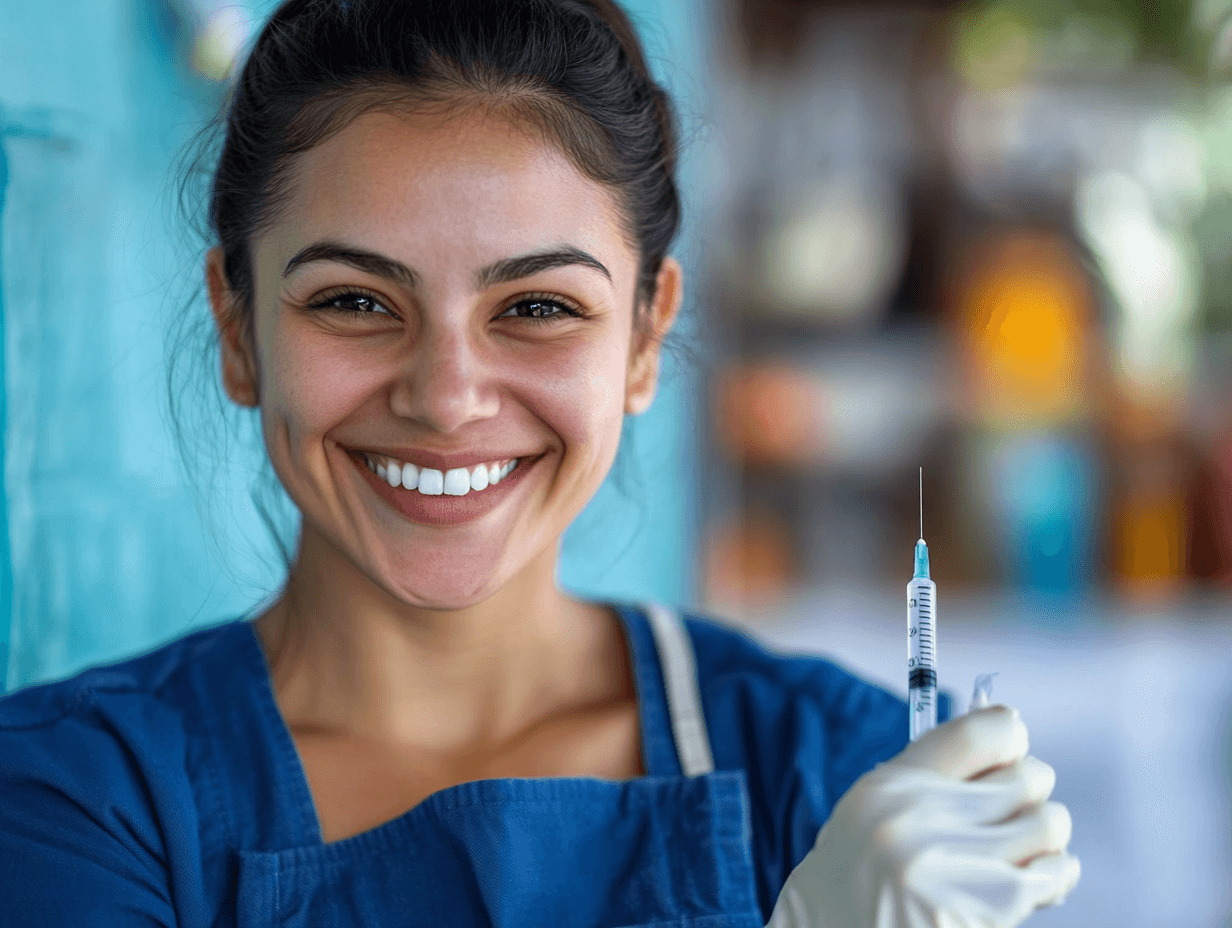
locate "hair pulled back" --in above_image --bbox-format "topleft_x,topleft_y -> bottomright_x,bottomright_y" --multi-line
210,0 -> 682,341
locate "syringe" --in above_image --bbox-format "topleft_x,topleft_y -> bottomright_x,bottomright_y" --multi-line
908,467 -> 937,742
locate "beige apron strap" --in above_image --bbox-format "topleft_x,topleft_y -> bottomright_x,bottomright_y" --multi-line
643,602 -> 715,777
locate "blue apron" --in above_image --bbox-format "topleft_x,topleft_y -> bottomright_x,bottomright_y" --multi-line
232,603 -> 766,927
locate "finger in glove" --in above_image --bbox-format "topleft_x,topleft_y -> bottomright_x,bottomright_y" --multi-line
1023,851 -> 1082,908
861,767 -> 1065,860
980,800 -> 1073,866
969,756 -> 1057,811
899,706 -> 1029,780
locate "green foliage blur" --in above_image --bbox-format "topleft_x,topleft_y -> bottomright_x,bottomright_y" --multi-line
952,0 -> 1213,85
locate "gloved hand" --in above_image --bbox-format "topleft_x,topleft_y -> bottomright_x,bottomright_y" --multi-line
765,705 -> 1080,928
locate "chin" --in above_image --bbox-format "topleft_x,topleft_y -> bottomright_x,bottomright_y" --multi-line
381,563 -> 509,612
359,514 -> 562,612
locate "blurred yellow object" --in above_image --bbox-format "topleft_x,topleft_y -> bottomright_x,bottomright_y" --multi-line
984,286 -> 1075,379
952,231 -> 1096,428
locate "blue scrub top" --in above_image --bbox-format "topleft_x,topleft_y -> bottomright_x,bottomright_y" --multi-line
0,602 -> 940,926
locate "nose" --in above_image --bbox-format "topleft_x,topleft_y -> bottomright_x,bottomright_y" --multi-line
388,321 -> 500,433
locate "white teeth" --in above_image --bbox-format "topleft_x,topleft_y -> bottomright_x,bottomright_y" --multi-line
401,462 -> 419,490
363,453 -> 523,495
443,468 -> 471,496
418,468 -> 444,495
470,464 -> 489,491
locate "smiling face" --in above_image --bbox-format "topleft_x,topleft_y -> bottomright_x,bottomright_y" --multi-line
206,106 -> 681,610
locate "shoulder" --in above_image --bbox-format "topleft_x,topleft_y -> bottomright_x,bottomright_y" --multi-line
0,617 -> 247,738
0,619 -> 246,924
0,617 -> 249,822
0,616 -> 247,801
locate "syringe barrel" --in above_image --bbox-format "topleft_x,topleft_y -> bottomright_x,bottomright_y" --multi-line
907,577 -> 937,741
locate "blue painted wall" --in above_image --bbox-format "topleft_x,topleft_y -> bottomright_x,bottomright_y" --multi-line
0,0 -> 709,690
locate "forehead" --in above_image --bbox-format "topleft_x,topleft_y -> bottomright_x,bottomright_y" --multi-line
270,107 -> 631,275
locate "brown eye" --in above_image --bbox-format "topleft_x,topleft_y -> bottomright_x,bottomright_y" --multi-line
306,289 -> 395,317
496,295 -> 584,323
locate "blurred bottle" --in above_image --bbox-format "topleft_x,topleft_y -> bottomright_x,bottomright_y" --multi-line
1106,398 -> 1190,601
947,228 -> 1105,600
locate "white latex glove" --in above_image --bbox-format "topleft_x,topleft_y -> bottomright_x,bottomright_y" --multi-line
766,705 -> 1080,928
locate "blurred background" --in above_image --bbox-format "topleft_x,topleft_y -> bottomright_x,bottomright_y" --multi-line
2,0 -> 1231,924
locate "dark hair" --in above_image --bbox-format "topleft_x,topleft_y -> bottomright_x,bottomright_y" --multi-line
211,0 -> 681,352
169,0 -> 684,576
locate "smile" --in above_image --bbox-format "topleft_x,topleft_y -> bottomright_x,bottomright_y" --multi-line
349,447 -> 540,527
361,452 -> 520,496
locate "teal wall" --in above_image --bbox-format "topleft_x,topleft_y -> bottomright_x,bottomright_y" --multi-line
0,135 -> 8,686
0,0 -> 710,692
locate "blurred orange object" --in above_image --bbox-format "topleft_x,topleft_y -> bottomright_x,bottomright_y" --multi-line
1111,445 -> 1188,600
713,362 -> 824,466
702,514 -> 796,615
949,230 -> 1097,429
1113,491 -> 1186,598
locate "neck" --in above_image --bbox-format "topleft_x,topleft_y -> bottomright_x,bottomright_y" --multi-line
254,525 -> 619,753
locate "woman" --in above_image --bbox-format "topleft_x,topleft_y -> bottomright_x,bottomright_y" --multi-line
0,1 -> 1079,925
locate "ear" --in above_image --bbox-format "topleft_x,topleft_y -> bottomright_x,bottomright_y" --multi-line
205,246 -> 260,408
625,256 -> 684,416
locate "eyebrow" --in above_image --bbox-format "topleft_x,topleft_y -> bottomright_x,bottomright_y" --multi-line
282,240 -> 612,290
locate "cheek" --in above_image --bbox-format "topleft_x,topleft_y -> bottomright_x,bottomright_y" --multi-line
518,333 -> 629,461
261,324 -> 386,441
